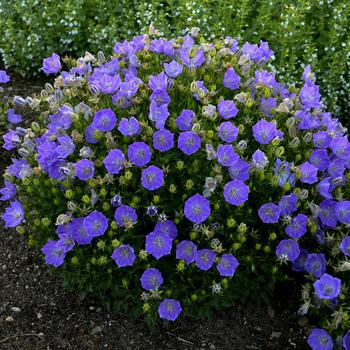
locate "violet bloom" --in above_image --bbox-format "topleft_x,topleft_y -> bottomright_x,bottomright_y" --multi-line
343,330 -> 350,350
1,200 -> 24,228
176,240 -> 197,264
85,124 -> 99,144
217,144 -> 239,167
141,166 -> 164,190
285,214 -> 307,239
128,141 -> 152,167
258,203 -> 280,224
292,249 -> 309,272
112,244 -> 136,267
309,149 -> 330,171
180,47 -> 205,69
327,158 -> 345,178
178,131 -> 201,156
55,135 -> 75,159
260,97 -> 277,117
75,159 -> 94,180
223,180 -> 249,206
195,249 -> 216,271
330,136 -> 350,160
305,253 -> 327,278
155,220 -> 177,239
0,70 -> 10,83
228,159 -> 250,182
158,299 -> 182,321
118,117 -> 140,137
274,159 -> 296,188
83,210 -> 108,237
218,121 -> 239,143
319,200 -> 338,228
42,53 -> 62,74
145,230 -> 172,259
278,193 -> 298,216
0,180 -> 16,201
96,74 -> 120,94
153,129 -> 174,152
340,236 -> 350,257
222,67 -> 240,90
111,194 -> 122,208
252,119 -> 279,144
41,240 -> 66,267
114,205 -> 137,227
307,328 -> 333,350
57,231 -> 75,252
141,268 -> 164,291
252,149 -> 268,169
176,110 -> 195,131
299,161 -> 318,184
184,193 -> 211,224
93,108 -> 117,132
148,72 -> 168,92
71,217 -> 94,245
255,70 -> 277,88
218,99 -> 239,119
151,90 -> 170,106
3,130 -> 20,150
314,273 -> 341,300
103,149 -> 125,174
149,101 -> 169,129
335,200 -> 350,225
300,80 -> 321,109
164,61 -> 183,78
313,131 -> 331,149
217,254 -> 239,277
275,239 -> 300,262
7,109 -> 22,124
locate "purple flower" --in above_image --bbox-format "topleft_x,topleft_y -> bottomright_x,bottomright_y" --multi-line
335,201 -> 350,225
103,149 -> 125,174
96,74 -> 120,94
178,131 -> 201,156
307,328 -> 333,350
195,249 -> 216,271
111,194 -> 122,208
340,236 -> 350,257
155,220 -> 177,239
0,70 -> 10,83
217,144 -> 239,167
228,159 -> 250,181
93,108 -> 117,132
57,229 -> 75,252
176,240 -> 197,264
55,135 -> 75,159
184,194 -> 211,224
276,239 -> 300,261
112,244 -> 136,267
42,53 -> 62,74
151,90 -> 170,106
260,97 -> 277,117
327,158 -> 345,178
223,180 -> 249,206
176,110 -> 195,131
309,149 -> 330,171
85,124 -> 99,144
222,68 -> 240,90
274,159 -> 295,188
193,81 -> 208,100
147,205 -> 158,217
128,141 -> 152,166
141,166 -> 164,190
153,129 -> 174,152
158,299 -> 182,321
330,136 -> 350,160
292,248 -> 309,272
285,214 -> 307,239
7,109 -> 22,124
83,210 -> 108,237
41,240 -> 66,267
148,72 -> 168,92
114,205 -> 137,227
343,330 -> 350,350
255,70 -> 277,88
313,131 -> 331,149
314,273 -> 341,300
75,159 -> 94,180
217,254 -> 239,276
141,268 -> 164,291
149,101 -> 169,129
319,200 -> 338,228
181,47 -> 205,69
299,161 -> 318,184
305,253 -> 327,278
0,181 -> 16,201
218,122 -> 239,143
3,130 -> 20,150
252,149 -> 268,169
300,81 -> 321,109
258,203 -> 280,224
145,230 -> 172,259
164,61 -> 183,78
118,117 -> 141,137
218,99 -> 239,119
278,193 -> 298,216
252,119 -> 279,144
71,218 -> 94,245
1,200 -> 24,228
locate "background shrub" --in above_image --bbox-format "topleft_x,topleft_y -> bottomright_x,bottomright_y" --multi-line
0,1 -> 349,126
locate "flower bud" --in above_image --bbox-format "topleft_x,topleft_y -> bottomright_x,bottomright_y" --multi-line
82,195 -> 90,204
16,226 -> 25,234
177,260 -> 185,272
168,184 -> 177,193
275,146 -> 285,157
125,170 -> 133,181
190,231 -> 197,240
185,179 -> 194,190
31,122 -> 41,134
41,217 -> 50,226
13,96 -> 27,106
238,223 -> 247,234
40,89 -> 49,99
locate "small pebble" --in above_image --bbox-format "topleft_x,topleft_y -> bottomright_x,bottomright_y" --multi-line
11,307 -> 21,313
5,316 -> 14,322
271,331 -> 282,338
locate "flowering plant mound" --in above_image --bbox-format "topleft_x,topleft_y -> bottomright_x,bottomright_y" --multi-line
2,32 -> 350,345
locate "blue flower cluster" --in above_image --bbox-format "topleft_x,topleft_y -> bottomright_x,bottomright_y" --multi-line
1,32 -> 350,346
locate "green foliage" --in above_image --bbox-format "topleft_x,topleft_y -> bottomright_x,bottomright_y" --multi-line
0,1 -> 349,125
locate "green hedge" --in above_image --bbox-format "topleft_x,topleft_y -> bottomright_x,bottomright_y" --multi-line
1,0 -> 350,123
